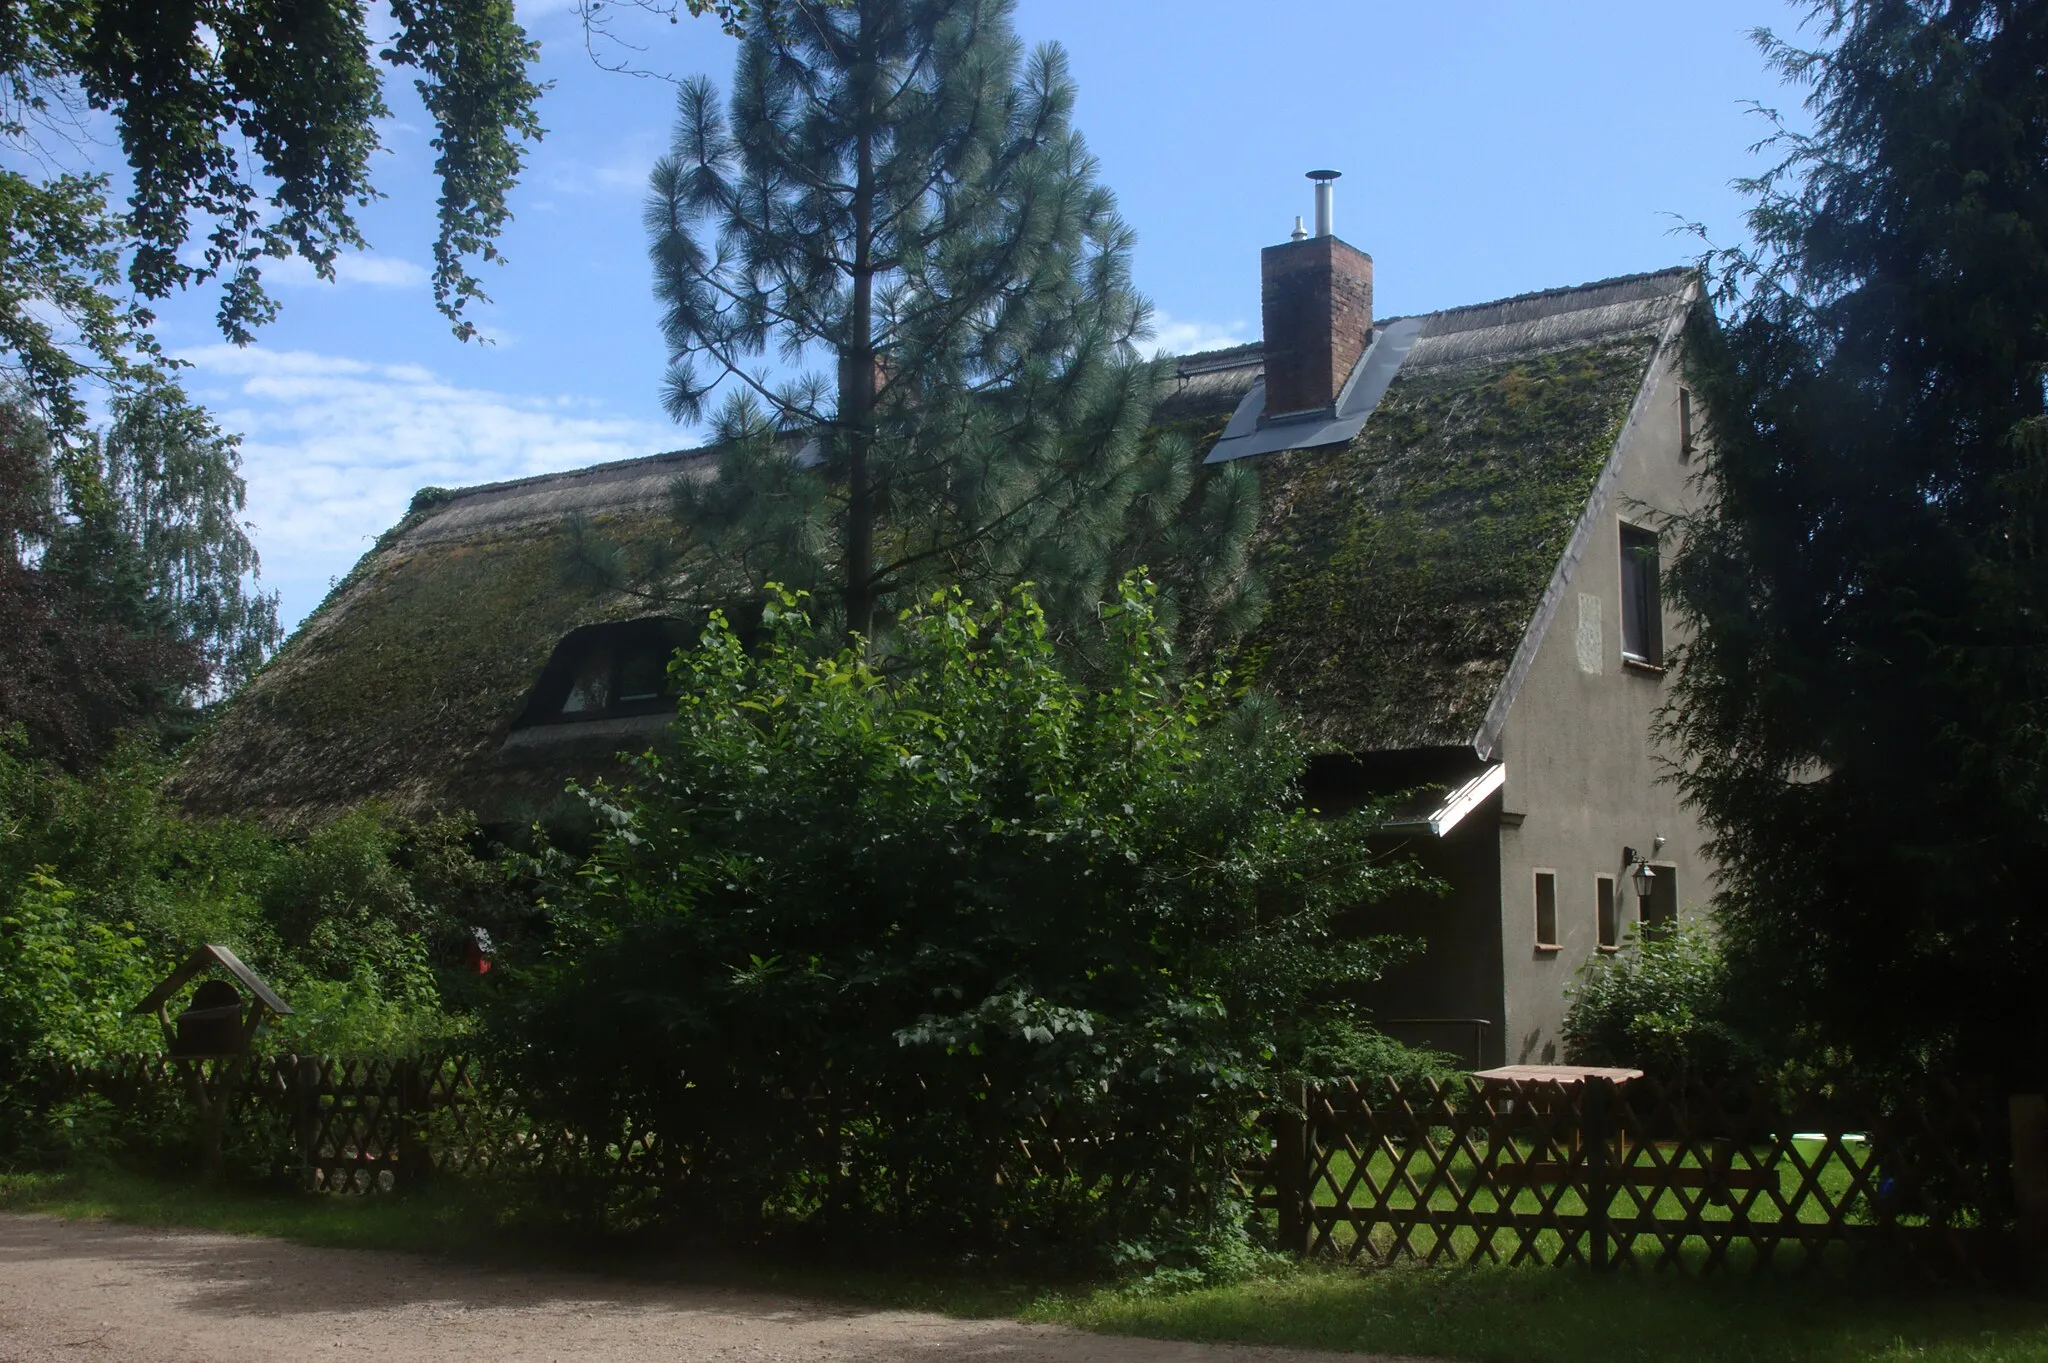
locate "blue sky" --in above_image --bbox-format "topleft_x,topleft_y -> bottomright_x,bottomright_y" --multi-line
128,0 -> 1814,632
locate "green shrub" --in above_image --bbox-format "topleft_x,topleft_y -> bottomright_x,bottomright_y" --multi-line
0,868 -> 163,1067
0,732 -> 513,1098
1562,919 -> 1762,1086
0,867 -> 166,1162
491,579 -> 1426,1265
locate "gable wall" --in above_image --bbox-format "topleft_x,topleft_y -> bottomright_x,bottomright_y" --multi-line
1488,347 -> 1716,1064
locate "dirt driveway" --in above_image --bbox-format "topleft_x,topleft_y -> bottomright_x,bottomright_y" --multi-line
0,1214 -> 1415,1363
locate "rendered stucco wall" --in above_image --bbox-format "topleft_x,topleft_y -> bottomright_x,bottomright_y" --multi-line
1489,348 -> 1717,1064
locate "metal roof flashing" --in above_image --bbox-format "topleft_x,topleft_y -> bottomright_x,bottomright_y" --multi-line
1204,315 -> 1427,464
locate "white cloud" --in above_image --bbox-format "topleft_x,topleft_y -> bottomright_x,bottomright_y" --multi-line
264,252 -> 431,290
534,131 -> 667,203
180,344 -> 674,631
537,157 -> 651,203
1148,311 -> 1251,359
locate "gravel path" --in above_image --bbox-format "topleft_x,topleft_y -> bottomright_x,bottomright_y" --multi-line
0,1214 -> 1415,1363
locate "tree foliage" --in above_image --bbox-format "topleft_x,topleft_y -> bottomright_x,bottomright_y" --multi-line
0,389 -> 279,766
1669,0 -> 2048,1080
0,736 -> 522,1073
0,402 -> 196,767
83,388 -> 281,697
634,0 -> 1258,650
493,579 -> 1419,1258
0,0 -> 544,423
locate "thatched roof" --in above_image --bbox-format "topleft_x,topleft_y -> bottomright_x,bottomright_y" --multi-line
1167,269 -> 1696,752
174,268 -> 1695,827
172,450 -> 718,828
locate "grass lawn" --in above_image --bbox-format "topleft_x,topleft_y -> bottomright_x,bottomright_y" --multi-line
3,1169 -> 2045,1361
1049,1261 -> 2048,1363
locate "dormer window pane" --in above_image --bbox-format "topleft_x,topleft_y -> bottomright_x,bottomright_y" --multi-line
616,647 -> 668,703
560,649 -> 614,714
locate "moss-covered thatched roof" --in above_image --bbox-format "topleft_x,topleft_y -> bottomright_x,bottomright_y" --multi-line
172,451 -> 716,827
1200,270 -> 1693,751
175,269 -> 1694,827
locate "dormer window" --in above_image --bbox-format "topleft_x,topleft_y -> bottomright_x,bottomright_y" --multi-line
560,641 -> 668,715
517,619 -> 690,727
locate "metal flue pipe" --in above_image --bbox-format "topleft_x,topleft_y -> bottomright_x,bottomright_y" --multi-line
1308,169 -> 1341,238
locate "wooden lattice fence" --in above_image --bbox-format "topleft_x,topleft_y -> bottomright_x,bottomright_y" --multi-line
1241,1074 -> 2010,1279
43,1055 -> 2028,1278
44,1053 -> 555,1192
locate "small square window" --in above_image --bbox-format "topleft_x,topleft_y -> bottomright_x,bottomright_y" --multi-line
1596,875 -> 1620,951
1534,871 -> 1559,949
1619,524 -> 1663,666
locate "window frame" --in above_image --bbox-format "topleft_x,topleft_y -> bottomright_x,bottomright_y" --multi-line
1533,869 -> 1560,951
1595,874 -> 1620,952
515,618 -> 691,728
1679,386 -> 1696,461
1618,521 -> 1664,669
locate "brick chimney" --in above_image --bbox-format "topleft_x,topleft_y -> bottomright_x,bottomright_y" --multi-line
1260,171 -> 1373,419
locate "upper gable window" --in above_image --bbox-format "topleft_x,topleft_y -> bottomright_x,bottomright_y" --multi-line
518,619 -> 689,727
1679,386 -> 1697,461
1619,523 -> 1663,667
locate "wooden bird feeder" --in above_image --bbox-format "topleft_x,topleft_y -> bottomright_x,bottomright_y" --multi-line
135,944 -> 292,1059
132,946 -> 292,1178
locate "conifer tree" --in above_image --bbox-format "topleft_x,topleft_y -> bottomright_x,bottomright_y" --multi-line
638,0 -> 1257,649
1669,0 -> 2048,1080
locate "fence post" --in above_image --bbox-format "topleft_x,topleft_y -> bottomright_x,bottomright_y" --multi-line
395,1058 -> 433,1192
289,1055 -> 324,1187
1584,1076 -> 1613,1273
1275,1080 -> 1312,1256
2012,1092 -> 2048,1265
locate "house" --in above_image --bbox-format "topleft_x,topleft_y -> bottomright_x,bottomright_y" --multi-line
174,175 -> 1713,1069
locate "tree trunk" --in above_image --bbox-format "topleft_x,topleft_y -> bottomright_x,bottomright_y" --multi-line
841,55 -> 879,646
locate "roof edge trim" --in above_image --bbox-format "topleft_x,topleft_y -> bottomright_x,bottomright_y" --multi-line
1384,763 -> 1507,837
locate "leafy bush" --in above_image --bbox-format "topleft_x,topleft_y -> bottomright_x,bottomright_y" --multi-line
492,579 -> 1423,1264
0,869 -> 163,1067
1562,919 -> 1762,1085
0,732 -> 512,1077
0,868 -> 167,1163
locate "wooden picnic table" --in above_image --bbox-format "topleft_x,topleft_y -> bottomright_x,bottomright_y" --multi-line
1471,1064 -> 1644,1085
1470,1065 -> 1771,1197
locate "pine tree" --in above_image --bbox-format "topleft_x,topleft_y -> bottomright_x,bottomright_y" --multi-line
637,0 -> 1258,649
1669,0 -> 2048,1080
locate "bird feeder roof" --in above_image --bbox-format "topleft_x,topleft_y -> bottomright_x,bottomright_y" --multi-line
133,944 -> 293,1018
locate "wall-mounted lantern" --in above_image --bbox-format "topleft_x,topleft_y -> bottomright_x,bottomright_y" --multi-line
1622,835 -> 1667,905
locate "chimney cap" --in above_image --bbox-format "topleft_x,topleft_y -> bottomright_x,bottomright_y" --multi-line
1306,168 -> 1342,182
